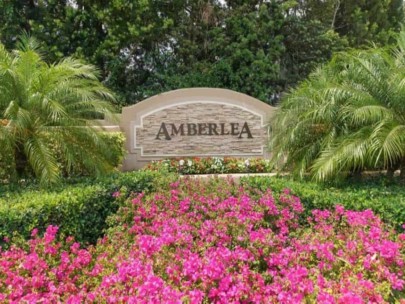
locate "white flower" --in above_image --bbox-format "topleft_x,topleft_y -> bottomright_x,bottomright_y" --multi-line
213,157 -> 222,164
179,159 -> 185,166
244,159 -> 250,167
187,160 -> 193,167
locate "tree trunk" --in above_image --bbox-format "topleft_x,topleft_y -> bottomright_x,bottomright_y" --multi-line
14,144 -> 28,178
331,0 -> 341,29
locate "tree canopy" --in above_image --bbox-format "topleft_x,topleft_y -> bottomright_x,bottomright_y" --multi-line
1,0 -> 402,105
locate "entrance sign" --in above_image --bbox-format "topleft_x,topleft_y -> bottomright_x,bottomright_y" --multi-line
119,88 -> 276,170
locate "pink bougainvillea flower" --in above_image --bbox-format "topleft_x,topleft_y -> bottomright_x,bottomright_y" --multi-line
0,178 -> 403,303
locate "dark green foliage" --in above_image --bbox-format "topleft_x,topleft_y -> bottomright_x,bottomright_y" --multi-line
280,18 -> 347,89
0,171 -> 161,247
241,176 -> 405,230
289,0 -> 403,47
0,0 -> 106,63
104,1 -> 286,104
213,2 -> 284,101
0,1 -> 402,106
334,0 -> 402,47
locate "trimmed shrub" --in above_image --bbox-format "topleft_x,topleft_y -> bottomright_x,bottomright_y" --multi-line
0,171 -> 162,247
241,176 -> 405,230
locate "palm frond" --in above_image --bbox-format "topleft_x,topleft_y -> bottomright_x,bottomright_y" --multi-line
0,37 -> 118,184
270,32 -> 405,181
24,136 -> 60,185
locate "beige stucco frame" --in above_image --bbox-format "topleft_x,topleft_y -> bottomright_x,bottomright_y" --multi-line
116,88 -> 276,170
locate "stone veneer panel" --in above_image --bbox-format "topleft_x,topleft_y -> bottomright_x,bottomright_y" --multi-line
135,102 -> 267,156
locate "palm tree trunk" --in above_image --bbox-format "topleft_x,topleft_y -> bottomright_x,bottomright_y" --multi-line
14,144 -> 28,178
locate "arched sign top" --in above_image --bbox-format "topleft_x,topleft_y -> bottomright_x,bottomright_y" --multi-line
122,88 -> 275,117
119,88 -> 276,170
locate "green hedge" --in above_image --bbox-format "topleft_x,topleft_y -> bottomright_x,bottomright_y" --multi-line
241,176 -> 405,230
0,171 -> 161,247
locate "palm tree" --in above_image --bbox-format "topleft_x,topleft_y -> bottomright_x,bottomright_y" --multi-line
270,31 -> 405,181
0,36 -> 118,185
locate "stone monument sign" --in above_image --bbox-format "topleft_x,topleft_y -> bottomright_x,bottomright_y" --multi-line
119,88 -> 276,170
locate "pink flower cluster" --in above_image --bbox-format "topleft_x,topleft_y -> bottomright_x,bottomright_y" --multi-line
0,178 -> 404,303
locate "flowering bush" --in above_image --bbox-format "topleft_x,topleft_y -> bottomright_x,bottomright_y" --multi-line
243,176 -> 405,230
145,157 -> 272,174
0,178 -> 404,303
